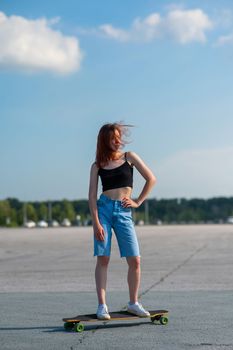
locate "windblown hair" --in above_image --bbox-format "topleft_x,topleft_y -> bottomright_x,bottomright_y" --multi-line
95,122 -> 131,168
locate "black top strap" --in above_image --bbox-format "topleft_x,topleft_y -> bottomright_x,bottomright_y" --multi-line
125,152 -> 127,161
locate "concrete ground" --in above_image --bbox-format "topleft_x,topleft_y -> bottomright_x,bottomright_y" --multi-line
0,225 -> 233,349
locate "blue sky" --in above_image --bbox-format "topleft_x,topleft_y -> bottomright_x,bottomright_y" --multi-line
1,0 -> 233,201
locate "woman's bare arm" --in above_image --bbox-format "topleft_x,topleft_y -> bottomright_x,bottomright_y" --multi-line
122,151 -> 156,208
88,163 -> 105,241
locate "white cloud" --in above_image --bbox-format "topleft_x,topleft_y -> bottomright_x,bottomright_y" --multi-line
130,13 -> 161,42
99,8 -> 213,44
100,14 -> 162,43
0,12 -> 83,74
99,24 -> 129,42
215,33 -> 233,46
165,9 -> 213,44
154,147 -> 233,198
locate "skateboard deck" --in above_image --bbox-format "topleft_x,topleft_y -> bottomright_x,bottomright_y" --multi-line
63,309 -> 169,332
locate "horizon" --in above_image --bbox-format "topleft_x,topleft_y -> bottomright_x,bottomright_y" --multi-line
2,195 -> 233,203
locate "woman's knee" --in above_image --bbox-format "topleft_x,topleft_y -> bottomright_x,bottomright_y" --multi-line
97,256 -> 110,267
127,256 -> 141,270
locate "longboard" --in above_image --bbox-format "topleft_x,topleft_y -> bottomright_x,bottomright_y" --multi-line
63,309 -> 169,332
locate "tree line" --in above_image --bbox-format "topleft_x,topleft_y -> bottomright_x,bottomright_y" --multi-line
0,197 -> 233,227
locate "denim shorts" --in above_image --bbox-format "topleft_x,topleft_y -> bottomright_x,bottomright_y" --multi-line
94,194 -> 140,258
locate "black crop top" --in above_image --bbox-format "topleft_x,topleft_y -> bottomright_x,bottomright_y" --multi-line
98,152 -> 133,192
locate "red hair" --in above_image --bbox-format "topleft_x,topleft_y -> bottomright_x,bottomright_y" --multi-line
95,123 -> 130,168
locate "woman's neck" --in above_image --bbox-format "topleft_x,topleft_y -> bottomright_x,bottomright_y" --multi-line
110,151 -> 124,161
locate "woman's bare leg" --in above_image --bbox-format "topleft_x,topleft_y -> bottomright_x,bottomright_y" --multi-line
126,256 -> 141,303
95,256 -> 110,305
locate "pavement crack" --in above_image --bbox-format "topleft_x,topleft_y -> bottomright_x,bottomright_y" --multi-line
119,244 -> 208,311
138,244 -> 208,299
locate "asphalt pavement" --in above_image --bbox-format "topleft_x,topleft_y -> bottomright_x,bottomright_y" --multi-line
0,225 -> 233,349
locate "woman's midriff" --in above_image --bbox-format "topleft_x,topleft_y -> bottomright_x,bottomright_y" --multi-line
102,187 -> 132,200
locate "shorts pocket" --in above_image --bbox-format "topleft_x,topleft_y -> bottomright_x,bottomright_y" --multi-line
120,206 -> 132,214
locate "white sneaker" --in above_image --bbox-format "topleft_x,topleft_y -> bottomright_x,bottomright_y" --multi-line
96,304 -> 111,320
127,302 -> 150,317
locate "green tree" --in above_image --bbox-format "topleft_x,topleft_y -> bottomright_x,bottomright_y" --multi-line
62,200 -> 76,222
0,200 -> 11,226
26,203 -> 38,222
52,203 -> 62,222
38,203 -> 48,221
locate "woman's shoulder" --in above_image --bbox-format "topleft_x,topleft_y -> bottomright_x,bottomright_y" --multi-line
125,151 -> 139,161
126,151 -> 145,167
125,151 -> 140,166
90,161 -> 99,172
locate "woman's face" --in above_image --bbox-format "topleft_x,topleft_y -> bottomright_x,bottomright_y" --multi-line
109,129 -> 122,152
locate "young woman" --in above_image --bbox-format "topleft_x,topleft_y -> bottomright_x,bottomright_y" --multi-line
88,123 -> 156,320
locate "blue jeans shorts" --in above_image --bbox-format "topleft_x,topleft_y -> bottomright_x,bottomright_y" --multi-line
94,194 -> 140,258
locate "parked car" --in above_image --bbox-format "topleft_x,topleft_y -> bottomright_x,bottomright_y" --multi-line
227,216 -> 233,224
49,220 -> 60,227
137,220 -> 144,226
24,220 -> 36,228
37,220 -> 48,228
61,218 -> 71,227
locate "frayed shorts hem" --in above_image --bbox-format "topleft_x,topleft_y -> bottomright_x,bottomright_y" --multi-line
94,253 -> 141,258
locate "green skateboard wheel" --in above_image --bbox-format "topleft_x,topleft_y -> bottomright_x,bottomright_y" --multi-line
160,316 -> 169,325
74,323 -> 85,332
